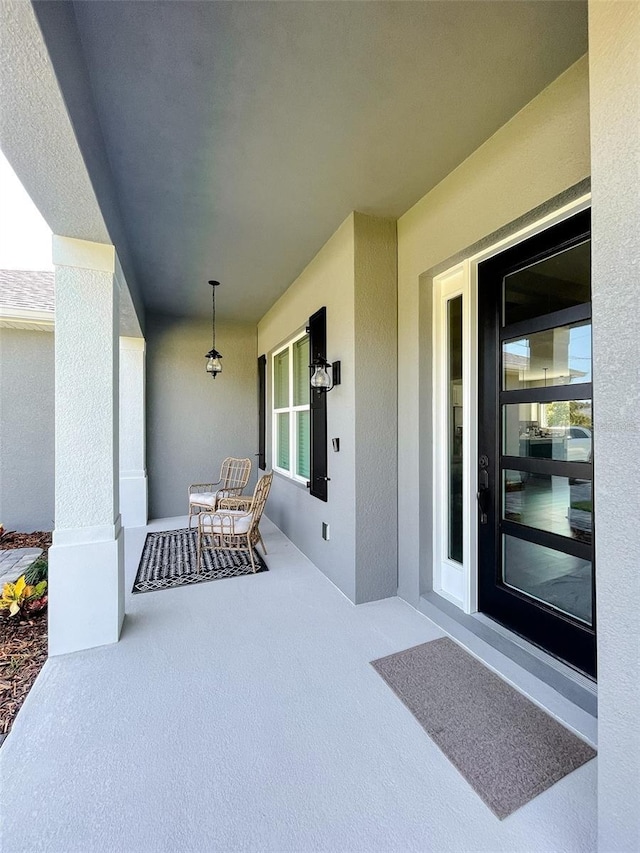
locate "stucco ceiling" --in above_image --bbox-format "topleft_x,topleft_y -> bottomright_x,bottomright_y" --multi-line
42,1 -> 587,323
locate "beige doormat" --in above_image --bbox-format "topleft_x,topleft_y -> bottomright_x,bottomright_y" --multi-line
371,637 -> 595,819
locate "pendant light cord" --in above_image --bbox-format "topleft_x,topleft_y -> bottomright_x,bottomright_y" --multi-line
208,279 -> 220,354
212,282 -> 216,352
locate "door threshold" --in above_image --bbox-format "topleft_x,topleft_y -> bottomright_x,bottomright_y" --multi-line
472,612 -> 596,691
419,591 -> 597,747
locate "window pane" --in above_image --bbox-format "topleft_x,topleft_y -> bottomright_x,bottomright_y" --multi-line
503,470 -> 592,544
503,240 -> 590,326
276,412 -> 290,470
293,336 -> 309,407
296,410 -> 310,479
503,400 -> 592,462
274,349 -> 289,409
448,295 -> 463,564
503,323 -> 591,390
503,535 -> 592,626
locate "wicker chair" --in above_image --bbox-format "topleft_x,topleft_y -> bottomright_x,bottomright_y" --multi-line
188,457 -> 252,528
196,471 -> 273,573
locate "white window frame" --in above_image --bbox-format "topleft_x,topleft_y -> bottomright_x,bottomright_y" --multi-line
433,261 -> 475,612
272,330 -> 310,484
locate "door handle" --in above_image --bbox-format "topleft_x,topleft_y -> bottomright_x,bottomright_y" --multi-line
477,457 -> 490,525
477,486 -> 490,525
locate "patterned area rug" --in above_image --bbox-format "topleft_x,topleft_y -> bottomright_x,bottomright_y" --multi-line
132,528 -> 267,594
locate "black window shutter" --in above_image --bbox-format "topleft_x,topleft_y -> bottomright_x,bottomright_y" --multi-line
308,307 -> 328,501
257,354 -> 266,470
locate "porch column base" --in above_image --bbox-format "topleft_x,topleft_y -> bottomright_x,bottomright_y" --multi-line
119,470 -> 148,528
48,520 -> 124,656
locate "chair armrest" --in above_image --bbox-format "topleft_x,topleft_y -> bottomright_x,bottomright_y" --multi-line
189,481 -> 222,495
219,486 -> 246,497
218,497 -> 253,511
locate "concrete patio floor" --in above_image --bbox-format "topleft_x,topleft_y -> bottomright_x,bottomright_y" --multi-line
1,516 -> 596,853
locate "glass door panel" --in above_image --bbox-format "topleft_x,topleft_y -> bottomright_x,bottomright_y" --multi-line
503,322 -> 591,390
448,295 -> 463,563
503,471 -> 593,544
503,240 -> 590,325
502,400 -> 593,462
503,535 -> 592,626
478,208 -> 596,676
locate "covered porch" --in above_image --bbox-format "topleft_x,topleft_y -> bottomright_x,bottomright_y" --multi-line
1,516 -> 596,852
0,2 -> 638,851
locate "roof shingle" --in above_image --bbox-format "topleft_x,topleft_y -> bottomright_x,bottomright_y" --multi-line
0,269 -> 55,312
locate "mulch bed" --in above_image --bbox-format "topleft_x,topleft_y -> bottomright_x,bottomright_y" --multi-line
0,530 -> 52,551
0,611 -> 48,744
0,530 -> 51,746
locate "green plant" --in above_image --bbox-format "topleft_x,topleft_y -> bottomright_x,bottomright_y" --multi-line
571,499 -> 593,513
24,555 -> 48,585
0,575 -> 47,618
7,654 -> 28,673
546,400 -> 592,428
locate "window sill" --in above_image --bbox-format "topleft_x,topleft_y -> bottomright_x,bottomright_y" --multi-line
272,469 -> 310,494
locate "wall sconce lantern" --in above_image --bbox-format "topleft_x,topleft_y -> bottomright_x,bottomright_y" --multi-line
205,280 -> 222,378
310,356 -> 341,392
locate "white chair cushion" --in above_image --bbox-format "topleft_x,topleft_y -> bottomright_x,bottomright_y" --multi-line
190,492 -> 217,507
202,510 -> 252,536
190,489 -> 238,508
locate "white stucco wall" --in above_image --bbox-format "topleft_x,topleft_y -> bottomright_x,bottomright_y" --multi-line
54,260 -> 119,530
396,55 -> 591,605
146,315 -> 258,519
48,237 -> 125,656
119,336 -> 147,527
257,213 -> 397,603
0,327 -> 55,531
589,2 -> 640,849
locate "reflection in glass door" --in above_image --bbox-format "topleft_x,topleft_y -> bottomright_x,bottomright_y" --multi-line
448,295 -> 463,564
478,210 -> 596,677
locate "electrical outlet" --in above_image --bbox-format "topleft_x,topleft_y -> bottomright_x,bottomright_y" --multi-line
322,522 -> 330,541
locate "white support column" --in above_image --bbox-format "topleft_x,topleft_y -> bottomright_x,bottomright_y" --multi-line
119,336 -> 147,527
48,236 -> 124,656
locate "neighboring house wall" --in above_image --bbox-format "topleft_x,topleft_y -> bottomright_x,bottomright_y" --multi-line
146,314 -> 258,519
395,55 -> 591,605
0,327 -> 55,531
258,213 -> 397,604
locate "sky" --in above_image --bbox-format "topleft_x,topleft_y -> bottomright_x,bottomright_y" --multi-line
0,149 -> 53,271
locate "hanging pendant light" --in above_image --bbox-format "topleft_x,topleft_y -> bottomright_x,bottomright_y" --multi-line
205,280 -> 222,378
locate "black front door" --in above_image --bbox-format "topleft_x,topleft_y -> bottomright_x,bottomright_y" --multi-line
478,210 -> 596,678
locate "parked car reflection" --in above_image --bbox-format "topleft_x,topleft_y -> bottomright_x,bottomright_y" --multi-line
516,426 -> 592,462
566,426 -> 592,462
